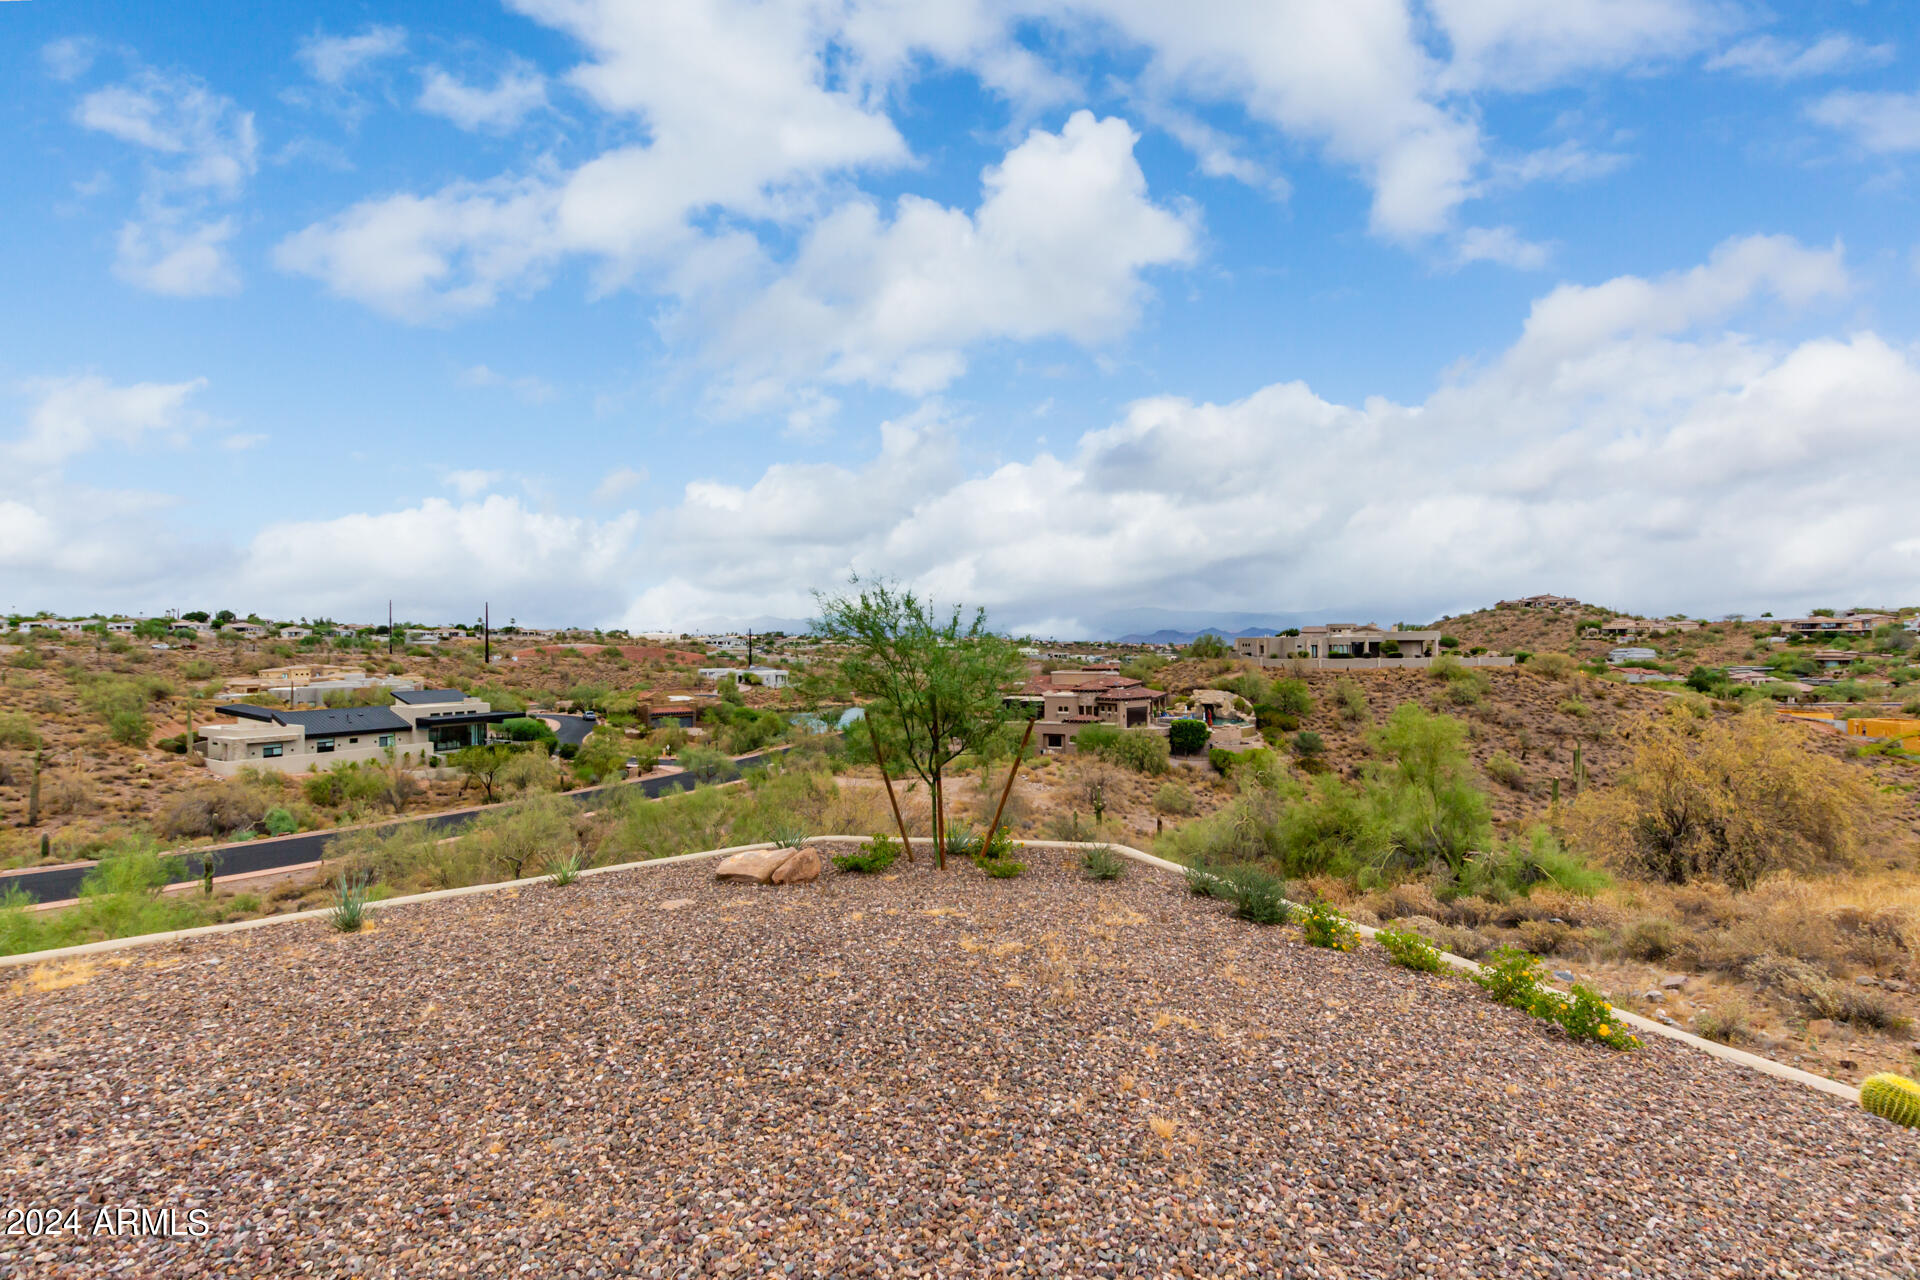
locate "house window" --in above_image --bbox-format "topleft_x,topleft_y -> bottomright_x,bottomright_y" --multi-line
349,738 -> 359,745
315,738 -> 335,753
378,734 -> 394,748
262,744 -> 283,758
1044,733 -> 1064,749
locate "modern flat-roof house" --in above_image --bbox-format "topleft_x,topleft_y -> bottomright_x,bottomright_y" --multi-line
1775,614 -> 1890,638
1236,625 -> 1443,663
198,688 -> 514,776
1811,650 -> 1860,669
699,665 -> 791,689
1498,594 -> 1579,610
1598,618 -> 1643,638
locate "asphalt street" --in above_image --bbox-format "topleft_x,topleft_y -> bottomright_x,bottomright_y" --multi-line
1,747 -> 785,905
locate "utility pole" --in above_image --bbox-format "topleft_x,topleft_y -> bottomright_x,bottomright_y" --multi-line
746,628 -> 754,667
388,600 -> 393,656
484,602 -> 490,665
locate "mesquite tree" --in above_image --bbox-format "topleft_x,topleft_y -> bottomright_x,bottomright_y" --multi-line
812,580 -> 1025,869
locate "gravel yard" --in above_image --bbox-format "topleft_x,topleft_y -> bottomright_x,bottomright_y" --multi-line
3,845 -> 1916,1279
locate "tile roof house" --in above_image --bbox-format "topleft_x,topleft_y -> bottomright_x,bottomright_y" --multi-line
1020,670 -> 1170,753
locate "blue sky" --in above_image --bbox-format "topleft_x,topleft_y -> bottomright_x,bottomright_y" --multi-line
4,1 -> 1918,636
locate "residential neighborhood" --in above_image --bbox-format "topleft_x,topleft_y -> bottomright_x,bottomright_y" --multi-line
8,2 -> 1920,1273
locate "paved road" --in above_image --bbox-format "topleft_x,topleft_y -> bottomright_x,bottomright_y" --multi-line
539,713 -> 598,746
2,748 -> 786,905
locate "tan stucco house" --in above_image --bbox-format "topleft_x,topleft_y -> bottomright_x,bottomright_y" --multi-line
198,688 -> 514,776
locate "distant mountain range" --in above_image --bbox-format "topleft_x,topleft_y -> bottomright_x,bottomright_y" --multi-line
1100,608 -> 1341,646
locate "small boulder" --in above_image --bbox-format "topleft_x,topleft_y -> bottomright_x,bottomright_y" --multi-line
1552,970 -> 1576,983
1854,974 -> 1879,987
1642,990 -> 1664,1003
659,898 -> 695,911
770,847 -> 821,885
1661,974 -> 1687,990
714,848 -> 794,884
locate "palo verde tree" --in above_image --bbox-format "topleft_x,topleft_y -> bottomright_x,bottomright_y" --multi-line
811,578 -> 1026,869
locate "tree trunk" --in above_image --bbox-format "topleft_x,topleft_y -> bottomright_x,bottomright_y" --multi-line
980,715 -> 1035,860
932,769 -> 947,870
866,716 -> 914,864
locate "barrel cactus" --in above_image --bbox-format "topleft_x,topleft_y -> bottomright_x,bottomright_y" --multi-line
1860,1073 -> 1920,1129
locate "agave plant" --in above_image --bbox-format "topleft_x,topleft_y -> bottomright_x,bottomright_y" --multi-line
328,872 -> 370,933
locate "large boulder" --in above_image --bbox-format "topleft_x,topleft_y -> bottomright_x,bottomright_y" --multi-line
770,847 -> 821,885
714,848 -> 794,884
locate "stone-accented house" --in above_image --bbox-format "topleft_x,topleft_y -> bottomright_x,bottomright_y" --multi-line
198,688 -> 514,776
1498,594 -> 1579,610
1020,670 -> 1169,753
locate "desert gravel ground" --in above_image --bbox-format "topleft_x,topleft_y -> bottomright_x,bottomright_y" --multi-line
2,845 -> 1917,1279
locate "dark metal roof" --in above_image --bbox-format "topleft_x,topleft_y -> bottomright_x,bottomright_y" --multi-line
415,710 -> 516,728
214,704 -> 410,737
393,688 -> 468,705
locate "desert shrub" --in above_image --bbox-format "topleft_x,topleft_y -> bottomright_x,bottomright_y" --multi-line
973,853 -> 1026,878
1376,926 -> 1444,972
547,852 -> 583,886
1301,899 -> 1358,950
1568,710 -> 1881,889
1616,916 -> 1679,961
1042,810 -> 1099,843
1081,845 -> 1126,880
833,836 -> 900,873
1221,864 -> 1293,925
1528,653 -> 1576,681
1267,678 -> 1313,717
468,795 -> 579,881
1333,678 -> 1369,723
1557,698 -> 1591,719
108,709 -> 151,747
1076,725 -> 1170,775
1292,730 -> 1325,759
158,779 -> 271,839
502,716 -> 558,746
1694,998 -> 1752,1045
500,748 -> 562,795
1207,747 -> 1238,774
0,711 -> 39,749
263,806 -> 298,836
571,730 -> 632,785
678,746 -> 731,783
1530,983 -> 1639,1050
1484,751 -> 1527,790
41,769 -> 96,816
1472,946 -> 1545,1009
1152,782 -> 1195,815
1184,862 -> 1229,898
1456,828 -> 1608,901
1167,718 -> 1210,756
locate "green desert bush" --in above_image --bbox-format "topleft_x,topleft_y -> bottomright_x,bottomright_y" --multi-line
1484,751 -> 1527,791
1471,946 -> 1546,1009
1167,718 -> 1210,756
1152,782 -> 1195,815
1076,725 -> 1170,775
1080,845 -> 1127,880
1301,900 -> 1358,951
547,851 -> 583,886
0,711 -> 40,749
833,835 -> 901,873
973,853 -> 1026,878
1376,926 -> 1445,972
1333,678 -> 1369,723
1221,864 -> 1293,925
1529,983 -> 1640,1050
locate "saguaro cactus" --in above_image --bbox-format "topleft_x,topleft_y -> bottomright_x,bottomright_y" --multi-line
27,748 -> 41,828
1861,1073 -> 1920,1128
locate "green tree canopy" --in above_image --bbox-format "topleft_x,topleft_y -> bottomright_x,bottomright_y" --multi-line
810,578 -> 1026,867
